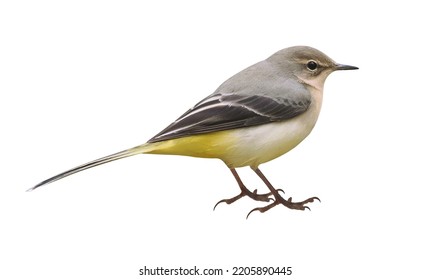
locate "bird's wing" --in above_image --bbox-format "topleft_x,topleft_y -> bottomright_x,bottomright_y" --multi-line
148,89 -> 311,143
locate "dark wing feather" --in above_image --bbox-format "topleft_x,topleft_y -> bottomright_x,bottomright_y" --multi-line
148,92 -> 311,143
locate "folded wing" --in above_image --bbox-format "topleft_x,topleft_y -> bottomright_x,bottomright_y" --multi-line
148,90 -> 311,143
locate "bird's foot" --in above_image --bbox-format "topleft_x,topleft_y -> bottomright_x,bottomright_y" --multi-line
213,188 -> 284,210
246,195 -> 320,218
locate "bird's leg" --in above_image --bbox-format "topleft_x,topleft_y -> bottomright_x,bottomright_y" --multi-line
246,167 -> 320,218
214,168 -> 283,210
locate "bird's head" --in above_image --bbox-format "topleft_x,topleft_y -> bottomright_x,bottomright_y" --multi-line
267,46 -> 358,91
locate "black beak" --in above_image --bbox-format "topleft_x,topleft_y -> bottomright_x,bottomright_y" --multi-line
335,63 -> 359,70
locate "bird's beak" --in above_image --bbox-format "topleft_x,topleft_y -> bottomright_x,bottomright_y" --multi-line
335,63 -> 359,70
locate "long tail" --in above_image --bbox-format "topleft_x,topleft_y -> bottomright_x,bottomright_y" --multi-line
27,144 -> 152,192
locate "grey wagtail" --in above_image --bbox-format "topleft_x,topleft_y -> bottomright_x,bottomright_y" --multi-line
28,46 -> 358,218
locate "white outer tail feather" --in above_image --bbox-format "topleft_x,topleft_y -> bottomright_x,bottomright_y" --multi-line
27,144 -> 152,191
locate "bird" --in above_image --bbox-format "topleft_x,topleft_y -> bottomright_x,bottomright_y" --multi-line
28,46 -> 358,218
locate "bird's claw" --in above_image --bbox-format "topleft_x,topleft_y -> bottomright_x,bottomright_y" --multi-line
213,193 -> 244,210
252,189 -> 277,202
246,201 -> 279,219
213,199 -> 228,211
214,188 -> 277,210
246,195 -> 320,218
280,196 -> 320,210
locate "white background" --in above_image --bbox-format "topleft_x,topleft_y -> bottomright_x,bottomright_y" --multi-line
1,1 -> 429,279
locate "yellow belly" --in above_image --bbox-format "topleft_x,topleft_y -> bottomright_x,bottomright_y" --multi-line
143,130 -> 237,159
142,91 -> 322,168
142,117 -> 316,169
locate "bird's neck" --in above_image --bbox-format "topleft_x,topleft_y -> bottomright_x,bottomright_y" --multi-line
296,75 -> 324,92
304,82 -> 324,116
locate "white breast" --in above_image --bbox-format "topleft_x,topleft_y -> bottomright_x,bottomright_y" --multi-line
223,89 -> 323,168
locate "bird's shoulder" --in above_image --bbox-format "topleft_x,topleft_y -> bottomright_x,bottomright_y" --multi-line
216,60 -> 310,102
148,60 -> 311,143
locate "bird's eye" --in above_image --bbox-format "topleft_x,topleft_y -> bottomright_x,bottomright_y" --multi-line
306,60 -> 318,71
